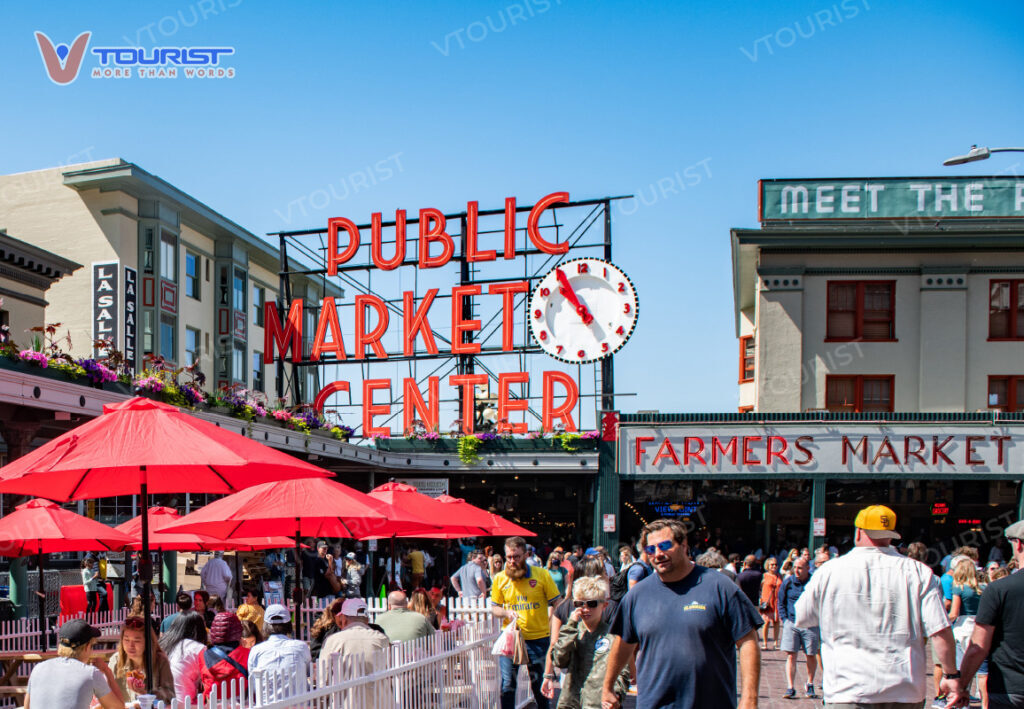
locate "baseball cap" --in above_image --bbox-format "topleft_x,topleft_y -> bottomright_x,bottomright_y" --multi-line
345,552 -> 357,560
317,540 -> 328,549
584,547 -> 600,556
265,603 -> 291,623
340,598 -> 368,617
1005,520 -> 1024,541
854,505 -> 901,540
59,618 -> 101,648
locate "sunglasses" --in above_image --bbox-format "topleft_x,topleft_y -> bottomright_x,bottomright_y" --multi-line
573,599 -> 602,609
124,617 -> 145,629
644,540 -> 674,556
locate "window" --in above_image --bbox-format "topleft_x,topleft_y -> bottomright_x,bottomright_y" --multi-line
825,375 -> 894,412
252,352 -> 264,391
160,230 -> 177,283
233,342 -> 246,384
826,281 -> 895,341
142,310 -> 154,354
185,252 -> 200,300
233,268 -> 246,312
253,285 -> 265,327
185,327 -> 200,366
142,228 -> 154,274
739,336 -> 755,382
159,314 -> 176,362
989,280 -> 1024,339
988,376 -> 1024,411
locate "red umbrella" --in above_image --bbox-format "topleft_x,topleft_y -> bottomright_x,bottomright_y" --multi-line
0,397 -> 330,691
364,483 -> 496,539
433,494 -> 537,537
165,476 -> 443,637
0,498 -> 135,650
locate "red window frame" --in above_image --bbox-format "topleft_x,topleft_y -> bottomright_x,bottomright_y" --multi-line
739,336 -> 755,383
738,405 -> 754,413
988,376 -> 1024,412
826,280 -> 896,342
825,375 -> 895,413
988,279 -> 1024,340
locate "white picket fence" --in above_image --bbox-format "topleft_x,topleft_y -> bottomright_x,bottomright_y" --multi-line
296,596 -> 493,642
165,617 -> 506,708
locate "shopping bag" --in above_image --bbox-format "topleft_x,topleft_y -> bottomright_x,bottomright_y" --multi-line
512,626 -> 529,665
491,622 -> 518,657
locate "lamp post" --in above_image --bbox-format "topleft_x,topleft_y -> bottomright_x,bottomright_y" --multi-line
943,145 -> 1024,166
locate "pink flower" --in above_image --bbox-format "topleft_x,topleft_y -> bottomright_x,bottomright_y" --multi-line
18,350 -> 48,367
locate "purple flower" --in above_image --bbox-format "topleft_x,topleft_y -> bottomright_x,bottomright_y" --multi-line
475,432 -> 498,442
76,358 -> 116,384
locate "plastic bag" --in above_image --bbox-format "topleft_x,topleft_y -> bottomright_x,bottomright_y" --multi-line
491,622 -> 519,657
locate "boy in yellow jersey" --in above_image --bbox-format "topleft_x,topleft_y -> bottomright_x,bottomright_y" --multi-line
491,535 -> 560,709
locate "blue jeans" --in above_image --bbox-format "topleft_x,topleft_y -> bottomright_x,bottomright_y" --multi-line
499,636 -> 550,709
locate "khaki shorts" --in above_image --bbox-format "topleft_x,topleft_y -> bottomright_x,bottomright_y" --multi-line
827,703 -> 924,709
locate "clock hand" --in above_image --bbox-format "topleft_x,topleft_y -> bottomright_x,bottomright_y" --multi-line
555,268 -> 594,325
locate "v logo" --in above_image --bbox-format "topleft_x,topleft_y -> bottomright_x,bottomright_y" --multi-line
35,31 -> 91,85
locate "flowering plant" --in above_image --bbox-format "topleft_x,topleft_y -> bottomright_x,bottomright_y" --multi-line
330,425 -> 354,441
180,385 -> 204,407
582,430 -> 600,440
272,409 -> 292,422
18,349 -> 48,367
76,358 -> 117,384
457,435 -> 482,465
134,375 -> 165,393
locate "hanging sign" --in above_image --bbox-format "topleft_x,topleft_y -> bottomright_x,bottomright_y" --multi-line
123,266 -> 137,376
92,261 -> 119,350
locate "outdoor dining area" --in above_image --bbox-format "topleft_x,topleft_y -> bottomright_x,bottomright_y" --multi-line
0,397 -> 528,707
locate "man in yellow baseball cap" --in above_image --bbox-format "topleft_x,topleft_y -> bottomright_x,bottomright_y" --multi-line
794,503 -> 960,707
853,504 -> 902,541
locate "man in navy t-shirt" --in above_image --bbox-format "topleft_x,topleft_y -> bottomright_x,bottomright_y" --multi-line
603,518 -> 763,709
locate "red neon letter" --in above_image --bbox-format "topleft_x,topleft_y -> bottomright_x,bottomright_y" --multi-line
635,436 -> 655,466
992,435 -> 1011,466
504,196 -> 516,260
402,289 -> 439,357
793,436 -> 814,466
354,294 -> 389,359
449,374 -> 488,435
711,437 -> 738,465
370,210 -> 406,270
653,438 -> 681,466
742,436 -> 762,465
842,436 -> 869,465
488,281 -> 530,351
527,191 -> 570,255
310,298 -> 347,361
327,217 -> 360,276
264,299 -> 304,363
362,379 -> 391,437
313,380 -> 350,413
451,285 -> 482,354
903,436 -> 926,465
766,436 -> 789,465
403,376 -> 439,434
465,200 -> 496,263
497,372 -> 529,434
542,370 -> 578,432
418,207 -> 454,269
683,437 -> 706,465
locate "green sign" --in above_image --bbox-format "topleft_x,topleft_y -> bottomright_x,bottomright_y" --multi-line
760,178 -> 1024,222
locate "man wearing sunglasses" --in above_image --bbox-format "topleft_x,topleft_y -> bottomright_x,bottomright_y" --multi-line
602,518 -> 763,709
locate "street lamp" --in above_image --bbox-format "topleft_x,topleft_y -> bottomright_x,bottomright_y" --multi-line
943,145 -> 1024,166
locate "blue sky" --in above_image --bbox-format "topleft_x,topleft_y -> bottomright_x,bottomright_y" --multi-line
3,1 -> 1024,419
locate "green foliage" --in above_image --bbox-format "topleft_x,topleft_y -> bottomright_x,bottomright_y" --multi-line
457,435 -> 482,465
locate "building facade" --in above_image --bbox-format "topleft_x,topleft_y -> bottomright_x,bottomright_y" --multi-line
0,159 -> 338,401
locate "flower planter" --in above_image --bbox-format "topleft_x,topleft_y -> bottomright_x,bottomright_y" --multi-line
102,380 -> 133,395
0,356 -> 88,385
374,437 -> 597,453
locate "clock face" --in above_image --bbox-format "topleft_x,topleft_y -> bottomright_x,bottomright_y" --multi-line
528,257 -> 638,363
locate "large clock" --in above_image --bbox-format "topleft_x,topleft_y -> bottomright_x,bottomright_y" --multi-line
528,257 -> 638,363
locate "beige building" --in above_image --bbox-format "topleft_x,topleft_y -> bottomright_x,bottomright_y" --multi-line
0,230 -> 80,347
0,159 -> 339,402
733,177 -> 1024,414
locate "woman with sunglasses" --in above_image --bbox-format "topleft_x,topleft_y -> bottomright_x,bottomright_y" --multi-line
108,615 -> 175,705
551,576 -> 630,708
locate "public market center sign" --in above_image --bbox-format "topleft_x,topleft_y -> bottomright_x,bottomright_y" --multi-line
760,177 -> 1024,222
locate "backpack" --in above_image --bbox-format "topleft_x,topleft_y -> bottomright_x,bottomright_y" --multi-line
610,562 -> 647,602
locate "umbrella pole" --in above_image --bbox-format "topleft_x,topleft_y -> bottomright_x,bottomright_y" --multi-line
37,548 -> 45,652
235,553 -> 242,607
390,535 -> 396,591
294,523 -> 302,639
140,475 -> 155,694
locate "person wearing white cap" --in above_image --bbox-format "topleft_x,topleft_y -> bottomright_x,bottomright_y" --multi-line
318,598 -> 390,681
957,520 -> 1024,709
247,603 -> 311,701
794,505 -> 961,708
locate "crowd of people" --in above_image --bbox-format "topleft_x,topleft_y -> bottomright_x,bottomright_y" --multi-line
26,505 -> 1024,708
